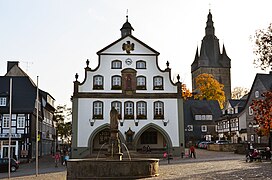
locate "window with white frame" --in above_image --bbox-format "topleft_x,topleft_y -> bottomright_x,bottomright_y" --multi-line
206,115 -> 213,120
255,90 -> 259,98
235,107 -> 238,114
251,134 -> 254,142
249,106 -> 253,115
136,76 -> 146,90
124,101 -> 134,119
153,76 -> 163,90
93,101 -> 103,119
136,60 -> 146,69
195,115 -> 212,120
0,97 -> 7,106
2,115 -> 9,128
93,75 -> 103,89
111,60 -> 122,69
112,76 -> 122,89
201,125 -> 207,132
154,101 -> 164,119
136,101 -> 147,119
111,101 -> 122,119
17,114 -> 25,128
228,108 -> 234,114
195,115 -> 201,120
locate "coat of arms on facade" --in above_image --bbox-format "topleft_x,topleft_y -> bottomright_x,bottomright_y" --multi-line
122,41 -> 134,54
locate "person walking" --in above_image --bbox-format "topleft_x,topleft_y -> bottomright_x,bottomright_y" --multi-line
54,151 -> 61,167
64,152 -> 70,166
190,145 -> 196,159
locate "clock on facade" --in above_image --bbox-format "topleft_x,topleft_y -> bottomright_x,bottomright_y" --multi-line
125,58 -> 132,65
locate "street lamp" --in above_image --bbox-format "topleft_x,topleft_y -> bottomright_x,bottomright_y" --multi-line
89,118 -> 95,126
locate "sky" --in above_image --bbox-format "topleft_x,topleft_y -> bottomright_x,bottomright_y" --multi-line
0,0 -> 271,107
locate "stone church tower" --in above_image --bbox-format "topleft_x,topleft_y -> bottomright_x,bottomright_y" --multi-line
191,10 -> 231,100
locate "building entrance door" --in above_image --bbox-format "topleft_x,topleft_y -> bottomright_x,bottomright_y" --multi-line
2,146 -> 16,158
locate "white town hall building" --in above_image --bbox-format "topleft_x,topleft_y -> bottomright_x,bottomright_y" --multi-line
71,17 -> 185,158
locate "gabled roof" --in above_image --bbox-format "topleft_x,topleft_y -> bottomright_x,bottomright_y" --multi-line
257,73 -> 272,90
0,76 -> 37,113
229,99 -> 246,108
96,34 -> 160,55
243,72 -> 272,109
184,99 -> 222,122
40,90 -> 55,112
5,62 -> 36,86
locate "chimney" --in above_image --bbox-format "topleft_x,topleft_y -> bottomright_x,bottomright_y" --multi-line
7,61 -> 19,72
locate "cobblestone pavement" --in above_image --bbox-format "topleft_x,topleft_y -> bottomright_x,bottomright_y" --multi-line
1,149 -> 272,180
150,160 -> 272,180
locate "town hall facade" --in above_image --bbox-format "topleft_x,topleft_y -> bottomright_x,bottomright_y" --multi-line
71,17 -> 185,158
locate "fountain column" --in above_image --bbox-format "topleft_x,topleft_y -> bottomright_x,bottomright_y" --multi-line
106,107 -> 123,160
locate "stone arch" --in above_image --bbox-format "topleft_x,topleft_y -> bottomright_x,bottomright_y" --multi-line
133,123 -> 172,149
87,123 -> 125,154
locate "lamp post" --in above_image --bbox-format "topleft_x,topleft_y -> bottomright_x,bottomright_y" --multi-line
269,125 -> 272,149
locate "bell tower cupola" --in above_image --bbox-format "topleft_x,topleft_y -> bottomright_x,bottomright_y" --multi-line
120,15 -> 134,37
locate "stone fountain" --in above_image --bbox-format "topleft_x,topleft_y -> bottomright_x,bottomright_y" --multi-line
67,108 -> 159,179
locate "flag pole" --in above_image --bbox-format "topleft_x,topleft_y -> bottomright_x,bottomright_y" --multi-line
8,78 -> 12,179
36,76 -> 39,176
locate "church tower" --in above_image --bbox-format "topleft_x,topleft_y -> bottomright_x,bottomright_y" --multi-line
191,10 -> 231,100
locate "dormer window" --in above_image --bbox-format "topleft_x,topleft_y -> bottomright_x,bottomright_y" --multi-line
136,60 -> 146,69
0,97 -> 7,106
112,60 -> 122,69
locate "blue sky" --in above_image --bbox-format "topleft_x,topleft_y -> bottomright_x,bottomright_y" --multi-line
0,0 -> 271,106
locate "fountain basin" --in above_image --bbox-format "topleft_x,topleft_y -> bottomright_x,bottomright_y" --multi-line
67,158 -> 159,179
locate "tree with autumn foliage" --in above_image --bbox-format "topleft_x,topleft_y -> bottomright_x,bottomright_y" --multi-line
251,91 -> 272,137
231,87 -> 249,99
194,73 -> 226,109
252,23 -> 272,70
182,84 -> 192,100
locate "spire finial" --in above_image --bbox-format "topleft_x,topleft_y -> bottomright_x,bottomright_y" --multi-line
126,9 -> 128,22
86,59 -> 89,67
177,74 -> 180,82
209,3 -> 211,13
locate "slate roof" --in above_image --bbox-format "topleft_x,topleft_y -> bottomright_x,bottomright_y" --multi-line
243,72 -> 272,109
191,11 -> 231,72
229,99 -> 246,108
0,76 -> 37,113
184,99 -> 222,123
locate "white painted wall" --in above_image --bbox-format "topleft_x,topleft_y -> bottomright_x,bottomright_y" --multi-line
75,36 -> 181,149
77,98 -> 180,147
